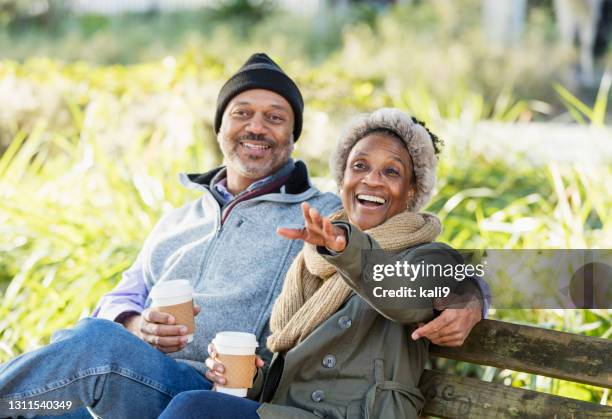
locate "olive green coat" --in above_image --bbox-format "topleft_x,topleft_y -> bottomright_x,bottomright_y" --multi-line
252,224 -> 463,419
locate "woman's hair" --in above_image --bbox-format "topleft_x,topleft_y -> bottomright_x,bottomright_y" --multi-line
331,108 -> 441,212
410,117 -> 443,155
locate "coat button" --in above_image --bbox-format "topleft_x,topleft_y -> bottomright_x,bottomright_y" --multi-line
337,316 -> 352,329
311,390 -> 325,403
322,354 -> 336,369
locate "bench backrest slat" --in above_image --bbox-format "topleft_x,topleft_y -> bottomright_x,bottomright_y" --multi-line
429,319 -> 612,388
419,369 -> 612,418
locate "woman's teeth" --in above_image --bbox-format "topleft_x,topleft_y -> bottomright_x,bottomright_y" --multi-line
357,194 -> 386,205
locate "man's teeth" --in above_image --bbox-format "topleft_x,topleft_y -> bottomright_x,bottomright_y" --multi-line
243,143 -> 270,150
357,194 -> 386,204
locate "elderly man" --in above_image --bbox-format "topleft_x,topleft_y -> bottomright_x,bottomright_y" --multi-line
0,53 -> 488,419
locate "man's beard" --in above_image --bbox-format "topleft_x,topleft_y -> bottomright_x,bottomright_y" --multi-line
220,132 -> 293,179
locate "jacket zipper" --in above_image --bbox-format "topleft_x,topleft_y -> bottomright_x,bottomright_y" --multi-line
196,194 -> 223,287
195,172 -> 314,287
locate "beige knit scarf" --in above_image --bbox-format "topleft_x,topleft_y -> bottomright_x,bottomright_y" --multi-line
267,209 -> 442,353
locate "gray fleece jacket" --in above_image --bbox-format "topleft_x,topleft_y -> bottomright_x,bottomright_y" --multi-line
140,161 -> 341,373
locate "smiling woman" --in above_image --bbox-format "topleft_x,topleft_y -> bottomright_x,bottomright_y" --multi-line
332,110 -> 443,215
257,108 -> 487,419
340,132 -> 416,230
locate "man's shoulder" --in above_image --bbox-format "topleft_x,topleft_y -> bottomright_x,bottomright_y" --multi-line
153,192 -> 215,226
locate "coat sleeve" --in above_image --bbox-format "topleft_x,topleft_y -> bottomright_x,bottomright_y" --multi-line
319,222 -> 466,325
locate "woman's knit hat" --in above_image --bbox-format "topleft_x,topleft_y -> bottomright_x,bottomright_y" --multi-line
331,108 -> 441,212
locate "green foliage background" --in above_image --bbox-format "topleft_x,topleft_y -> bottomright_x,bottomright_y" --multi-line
0,0 -> 610,406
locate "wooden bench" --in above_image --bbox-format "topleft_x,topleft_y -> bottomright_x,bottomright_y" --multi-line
418,319 -> 612,418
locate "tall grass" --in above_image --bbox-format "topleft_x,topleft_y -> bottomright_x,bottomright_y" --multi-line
0,122 -> 206,358
554,71 -> 611,126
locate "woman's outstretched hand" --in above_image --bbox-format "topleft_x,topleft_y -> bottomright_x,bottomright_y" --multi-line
277,202 -> 347,253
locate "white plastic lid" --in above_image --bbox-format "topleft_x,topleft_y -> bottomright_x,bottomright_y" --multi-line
213,331 -> 259,349
150,279 -> 193,300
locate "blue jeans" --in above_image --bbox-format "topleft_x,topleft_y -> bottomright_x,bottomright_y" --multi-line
0,318 -> 212,418
159,390 -> 260,419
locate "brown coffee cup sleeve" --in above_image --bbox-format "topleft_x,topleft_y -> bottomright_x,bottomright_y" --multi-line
216,354 -> 256,388
151,300 -> 194,334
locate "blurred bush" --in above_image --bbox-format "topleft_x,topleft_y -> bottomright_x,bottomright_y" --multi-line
0,0 -> 66,27
0,0 -> 592,109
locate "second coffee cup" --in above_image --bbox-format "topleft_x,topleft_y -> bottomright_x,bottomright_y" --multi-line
150,279 -> 195,343
212,331 -> 259,397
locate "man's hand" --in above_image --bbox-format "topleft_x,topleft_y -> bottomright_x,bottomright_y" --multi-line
277,202 -> 347,252
205,343 -> 265,387
411,292 -> 482,346
121,305 -> 201,353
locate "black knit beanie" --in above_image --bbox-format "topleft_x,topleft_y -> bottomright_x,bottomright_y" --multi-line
214,53 -> 304,141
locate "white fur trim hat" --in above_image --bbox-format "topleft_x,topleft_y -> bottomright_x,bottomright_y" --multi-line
331,108 -> 440,212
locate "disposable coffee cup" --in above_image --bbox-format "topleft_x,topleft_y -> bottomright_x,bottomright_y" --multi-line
212,332 -> 259,397
150,280 -> 195,343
